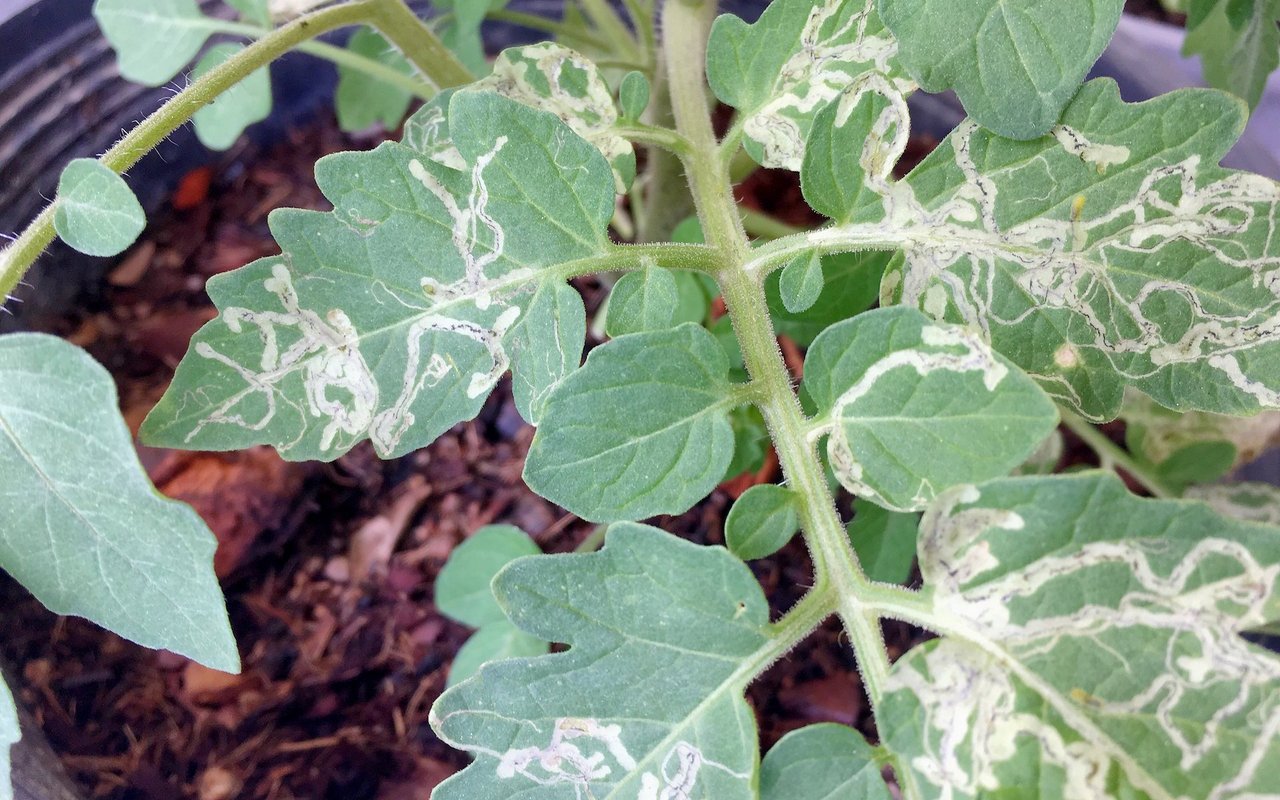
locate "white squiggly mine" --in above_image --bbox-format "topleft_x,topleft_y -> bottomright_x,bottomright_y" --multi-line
746,0 -> 912,170
889,484 -> 1280,799
192,137 -> 526,456
813,326 -> 1009,510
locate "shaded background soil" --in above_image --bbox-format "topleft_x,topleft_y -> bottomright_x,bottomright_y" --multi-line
0,3 -> 1194,798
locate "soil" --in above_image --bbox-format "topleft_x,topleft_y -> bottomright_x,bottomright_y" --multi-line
0,6 -> 1177,796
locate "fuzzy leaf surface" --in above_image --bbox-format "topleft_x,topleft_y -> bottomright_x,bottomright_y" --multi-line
706,0 -> 911,170
803,307 -> 1059,511
524,324 -> 738,522
878,0 -> 1123,139
725,484 -> 800,561
847,498 -> 917,584
191,43 -> 272,150
335,27 -> 413,132
760,724 -> 892,800
447,622 -> 548,688
766,251 -> 887,347
867,80 -> 1280,421
54,159 -> 144,257
142,93 -> 612,460
881,472 -> 1280,799
93,0 -> 209,85
474,43 -> 634,191
431,523 -> 773,800
605,267 -> 678,337
0,334 -> 237,672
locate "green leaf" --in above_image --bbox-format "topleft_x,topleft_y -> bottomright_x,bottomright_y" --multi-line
190,43 -> 272,150
0,676 -> 15,800
0,334 -> 237,672
778,250 -> 824,313
335,27 -> 413,132
878,0 -> 1123,139
725,484 -> 801,561
803,307 -> 1059,511
1184,0 -> 1280,110
673,271 -> 717,326
142,92 -> 612,460
881,472 -> 1280,799
435,0 -> 508,74
1187,481 -> 1280,525
432,523 -> 774,799
767,251 -> 887,347
435,525 -> 541,628
474,43 -> 635,191
524,324 -> 739,522
846,497 -> 917,584
226,0 -> 271,26
619,70 -> 651,120
93,0 -> 210,85
54,159 -> 145,258
605,267 -> 678,337
760,724 -> 892,800
724,403 -> 770,478
448,622 -> 547,688
802,86 -> 904,223
871,79 -> 1280,421
706,0 -> 911,170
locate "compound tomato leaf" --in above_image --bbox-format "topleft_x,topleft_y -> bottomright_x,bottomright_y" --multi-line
803,307 -> 1059,511
141,92 -> 614,460
524,324 -> 739,522
54,159 -> 144,258
0,334 -> 237,673
93,0 -> 210,85
847,80 -> 1280,421
878,0 -> 1123,139
191,43 -> 272,151
760,724 -> 892,800
431,523 -> 776,800
882,473 -> 1280,799
335,27 -> 414,132
706,0 -> 912,170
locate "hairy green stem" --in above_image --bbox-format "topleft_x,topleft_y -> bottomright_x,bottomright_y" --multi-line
741,209 -> 805,240
614,122 -> 692,156
365,0 -> 473,87
486,9 -> 610,50
662,0 -> 895,710
1060,409 -> 1175,498
0,0 -> 472,303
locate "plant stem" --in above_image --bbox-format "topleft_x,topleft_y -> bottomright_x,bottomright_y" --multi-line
579,0 -> 644,65
486,9 -> 610,50
1060,409 -> 1175,498
365,0 -> 473,87
189,18 -> 435,100
614,122 -> 691,156
0,0 -> 472,303
662,0 -> 895,710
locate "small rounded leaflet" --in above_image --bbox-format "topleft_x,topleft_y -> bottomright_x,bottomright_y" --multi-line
54,159 -> 145,258
725,483 -> 801,561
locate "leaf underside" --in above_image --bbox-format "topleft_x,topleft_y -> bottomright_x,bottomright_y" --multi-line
0,334 -> 237,672
142,92 -> 613,461
882,472 -> 1280,799
431,524 -> 779,800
